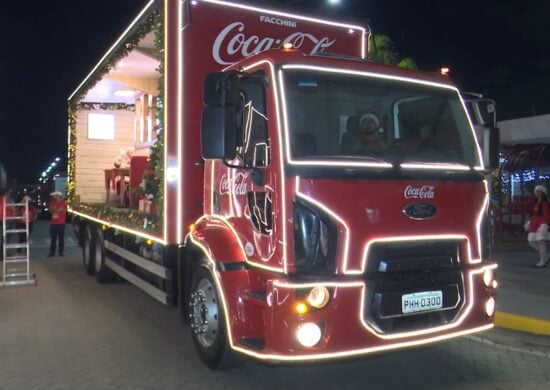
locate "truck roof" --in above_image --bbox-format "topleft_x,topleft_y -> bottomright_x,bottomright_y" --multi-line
232,49 -> 456,88
68,0 -> 368,104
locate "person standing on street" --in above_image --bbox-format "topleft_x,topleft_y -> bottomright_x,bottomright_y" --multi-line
48,191 -> 67,257
525,185 -> 550,267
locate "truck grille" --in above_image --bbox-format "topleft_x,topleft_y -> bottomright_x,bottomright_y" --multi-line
363,240 -> 466,334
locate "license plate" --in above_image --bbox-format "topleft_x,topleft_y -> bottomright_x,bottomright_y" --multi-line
402,291 -> 443,314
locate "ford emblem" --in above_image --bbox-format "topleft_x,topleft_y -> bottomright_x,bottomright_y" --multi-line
402,202 -> 437,220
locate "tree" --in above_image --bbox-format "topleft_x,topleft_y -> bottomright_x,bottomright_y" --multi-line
368,33 -> 417,70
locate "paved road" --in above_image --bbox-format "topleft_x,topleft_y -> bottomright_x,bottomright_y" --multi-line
1,228 -> 549,389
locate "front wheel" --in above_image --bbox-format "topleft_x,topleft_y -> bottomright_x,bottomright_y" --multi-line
189,266 -> 243,370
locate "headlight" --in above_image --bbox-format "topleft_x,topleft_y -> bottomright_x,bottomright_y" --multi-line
485,297 -> 495,317
296,323 -> 322,347
307,286 -> 330,309
293,201 -> 337,274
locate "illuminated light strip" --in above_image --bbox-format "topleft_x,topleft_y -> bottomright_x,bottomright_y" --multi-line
400,163 -> 471,171
359,265 -> 494,339
458,94 -> 485,170
187,232 -> 494,362
355,234 -> 472,275
473,183 -> 490,264
277,69 -> 393,169
282,64 -> 459,90
238,322 -> 493,362
295,177 -> 350,275
67,122 -> 71,190
273,280 -> 363,289
210,160 -> 216,213
177,0 -> 184,243
361,30 -> 367,59
243,60 -> 289,274
69,208 -> 166,245
199,0 -> 366,34
229,169 -> 235,217
163,0 -> 169,243
68,0 -> 157,101
194,214 -> 284,273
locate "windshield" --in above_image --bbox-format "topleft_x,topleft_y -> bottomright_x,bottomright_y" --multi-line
281,68 -> 481,167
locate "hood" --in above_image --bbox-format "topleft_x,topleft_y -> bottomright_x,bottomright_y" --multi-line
294,178 -> 487,274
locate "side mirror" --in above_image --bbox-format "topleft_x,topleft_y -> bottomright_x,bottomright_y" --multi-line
200,106 -> 237,160
201,72 -> 241,160
203,72 -> 240,106
0,164 -> 7,191
483,127 -> 500,170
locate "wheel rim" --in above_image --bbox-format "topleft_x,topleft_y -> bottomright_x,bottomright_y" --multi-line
190,277 -> 219,348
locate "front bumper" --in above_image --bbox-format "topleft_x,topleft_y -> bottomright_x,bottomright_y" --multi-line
229,263 -> 497,362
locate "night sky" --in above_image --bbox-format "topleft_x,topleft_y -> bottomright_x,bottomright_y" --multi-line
1,0 -> 549,182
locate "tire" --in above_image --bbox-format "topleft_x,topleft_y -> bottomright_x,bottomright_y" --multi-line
189,266 -> 244,370
82,226 -> 95,275
94,229 -> 117,283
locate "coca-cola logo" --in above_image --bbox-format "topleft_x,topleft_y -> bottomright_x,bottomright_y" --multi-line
212,22 -> 336,65
220,172 -> 249,196
404,185 -> 435,199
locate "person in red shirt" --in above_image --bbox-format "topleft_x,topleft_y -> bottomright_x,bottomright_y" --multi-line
526,185 -> 550,267
48,191 -> 67,257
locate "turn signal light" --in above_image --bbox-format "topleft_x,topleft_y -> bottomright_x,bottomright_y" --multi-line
483,269 -> 493,287
295,302 -> 308,315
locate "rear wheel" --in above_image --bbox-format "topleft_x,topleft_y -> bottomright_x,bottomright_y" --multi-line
82,226 -> 95,275
94,229 -> 117,283
189,266 -> 243,370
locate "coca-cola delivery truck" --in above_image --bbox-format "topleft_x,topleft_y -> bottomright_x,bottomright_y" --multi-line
69,0 -> 499,369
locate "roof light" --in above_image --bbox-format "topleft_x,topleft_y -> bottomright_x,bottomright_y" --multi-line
440,67 -> 450,76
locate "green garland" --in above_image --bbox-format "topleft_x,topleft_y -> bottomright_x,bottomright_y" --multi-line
141,8 -> 165,216
68,5 -> 165,225
79,103 -> 135,111
74,202 -> 161,234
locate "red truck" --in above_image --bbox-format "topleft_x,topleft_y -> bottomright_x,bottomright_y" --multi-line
69,0 -> 499,369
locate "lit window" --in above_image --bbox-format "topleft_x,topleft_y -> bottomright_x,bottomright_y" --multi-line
88,113 -> 115,140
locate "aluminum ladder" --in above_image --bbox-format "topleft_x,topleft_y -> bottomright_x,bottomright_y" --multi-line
1,197 -> 36,287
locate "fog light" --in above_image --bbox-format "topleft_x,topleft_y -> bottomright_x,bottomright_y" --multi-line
485,297 -> 495,317
483,269 -> 493,287
307,286 -> 330,309
296,323 -> 322,347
